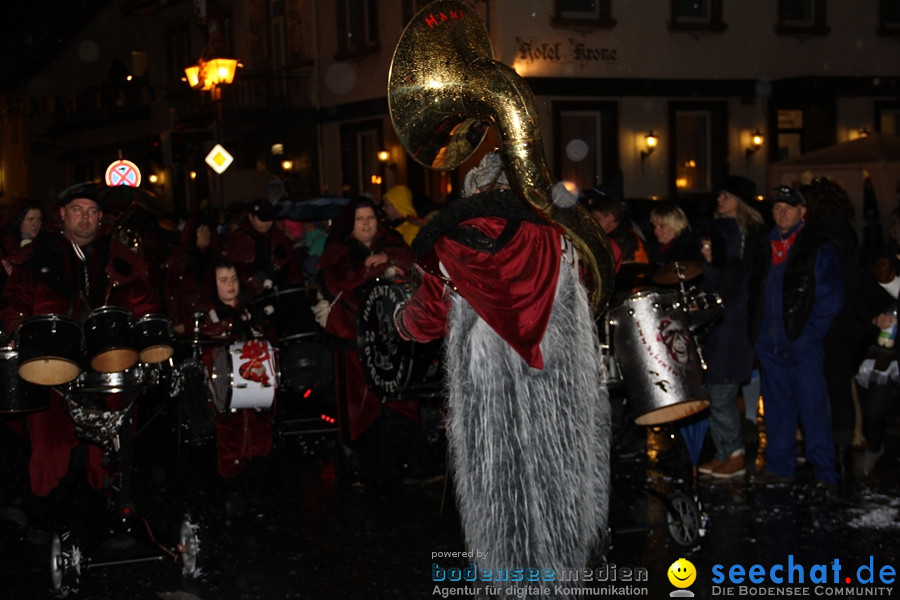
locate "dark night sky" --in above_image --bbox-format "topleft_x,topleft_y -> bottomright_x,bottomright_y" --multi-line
0,0 -> 113,92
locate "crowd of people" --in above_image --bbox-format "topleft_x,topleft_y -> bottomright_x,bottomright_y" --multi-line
0,166 -> 897,568
596,174 -> 898,501
0,181 -> 440,533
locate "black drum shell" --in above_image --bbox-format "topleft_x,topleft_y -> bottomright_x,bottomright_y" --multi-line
254,284 -> 318,343
0,348 -> 49,413
84,306 -> 138,373
132,313 -> 175,364
17,314 -> 83,386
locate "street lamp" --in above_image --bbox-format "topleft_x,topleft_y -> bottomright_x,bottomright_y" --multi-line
184,57 -> 239,100
184,55 -> 240,208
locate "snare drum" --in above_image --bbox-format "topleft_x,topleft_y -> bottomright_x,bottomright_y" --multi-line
209,339 -> 278,413
133,313 -> 175,364
0,348 -> 49,413
356,280 -> 443,397
72,367 -> 146,394
84,306 -> 138,373
17,314 -> 83,386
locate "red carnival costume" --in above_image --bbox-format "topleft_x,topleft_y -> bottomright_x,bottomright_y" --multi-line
1,225 -> 161,496
318,203 -> 417,445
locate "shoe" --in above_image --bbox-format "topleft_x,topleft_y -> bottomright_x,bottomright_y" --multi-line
698,458 -> 724,475
854,447 -> 885,477
710,450 -> 746,479
753,468 -> 795,486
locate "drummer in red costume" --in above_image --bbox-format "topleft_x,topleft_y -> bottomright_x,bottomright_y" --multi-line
316,197 -> 421,485
0,183 -> 161,511
195,259 -> 275,507
221,199 -> 304,298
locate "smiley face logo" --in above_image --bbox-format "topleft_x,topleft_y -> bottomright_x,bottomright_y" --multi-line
667,558 -> 696,588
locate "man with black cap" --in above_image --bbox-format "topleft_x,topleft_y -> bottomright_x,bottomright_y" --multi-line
222,198 -> 303,298
749,184 -> 843,497
0,183 -> 161,529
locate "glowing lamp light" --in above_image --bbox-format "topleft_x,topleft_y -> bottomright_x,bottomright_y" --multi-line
184,57 -> 240,91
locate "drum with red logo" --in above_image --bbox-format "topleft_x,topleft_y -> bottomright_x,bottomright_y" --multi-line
209,339 -> 278,413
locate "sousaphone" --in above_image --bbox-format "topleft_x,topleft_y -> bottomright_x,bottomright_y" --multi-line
388,0 -> 615,311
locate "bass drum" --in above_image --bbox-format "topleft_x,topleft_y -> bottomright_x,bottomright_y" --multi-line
356,279 -> 443,398
609,290 -> 709,426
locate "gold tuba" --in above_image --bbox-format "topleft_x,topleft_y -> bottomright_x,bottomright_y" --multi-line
388,0 -> 615,311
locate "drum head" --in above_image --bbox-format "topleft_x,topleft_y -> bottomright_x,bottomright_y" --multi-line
139,345 -> 174,364
19,357 -> 82,386
90,348 -> 140,374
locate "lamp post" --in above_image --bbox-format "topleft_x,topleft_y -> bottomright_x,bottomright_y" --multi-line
184,56 -> 239,208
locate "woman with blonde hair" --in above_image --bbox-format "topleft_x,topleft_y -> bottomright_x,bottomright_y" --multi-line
649,201 -> 702,266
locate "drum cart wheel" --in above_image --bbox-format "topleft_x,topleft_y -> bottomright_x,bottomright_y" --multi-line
50,531 -> 82,597
178,514 -> 201,577
664,491 -> 705,547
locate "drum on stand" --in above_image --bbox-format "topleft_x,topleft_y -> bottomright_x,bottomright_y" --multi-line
356,279 -> 443,398
209,339 -> 278,413
254,284 -> 319,343
0,347 -> 49,413
17,314 -> 83,386
609,290 -> 709,426
132,314 -> 175,365
84,306 -> 138,373
681,290 -> 724,335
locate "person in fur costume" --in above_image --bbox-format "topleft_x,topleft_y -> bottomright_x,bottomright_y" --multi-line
394,152 -> 610,596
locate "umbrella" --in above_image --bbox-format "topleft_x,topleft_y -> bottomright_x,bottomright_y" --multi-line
280,196 -> 350,222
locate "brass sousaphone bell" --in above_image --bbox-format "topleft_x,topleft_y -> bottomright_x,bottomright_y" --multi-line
387,0 -> 615,311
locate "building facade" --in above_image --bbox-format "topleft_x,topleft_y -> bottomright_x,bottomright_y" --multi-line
1,0 -> 899,217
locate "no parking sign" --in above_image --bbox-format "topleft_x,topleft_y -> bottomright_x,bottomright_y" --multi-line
105,159 -> 141,187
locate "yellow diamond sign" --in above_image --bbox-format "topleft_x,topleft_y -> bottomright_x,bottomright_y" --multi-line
205,144 -> 234,174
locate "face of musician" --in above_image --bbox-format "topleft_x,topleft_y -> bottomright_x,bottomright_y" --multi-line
195,223 -> 212,249
20,208 -> 43,240
591,209 -> 618,235
60,198 -> 102,246
249,213 -> 274,234
216,266 -> 240,306
652,218 -> 679,246
352,206 -> 378,247
772,201 -> 807,235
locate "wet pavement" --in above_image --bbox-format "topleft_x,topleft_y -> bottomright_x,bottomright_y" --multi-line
1,385 -> 899,600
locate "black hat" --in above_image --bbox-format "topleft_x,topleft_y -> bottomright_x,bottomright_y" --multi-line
720,175 -> 757,206
58,182 -> 105,208
250,199 -> 278,221
771,185 -> 805,207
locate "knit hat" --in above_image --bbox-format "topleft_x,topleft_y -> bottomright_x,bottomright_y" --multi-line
463,151 -> 510,198
719,175 -> 757,206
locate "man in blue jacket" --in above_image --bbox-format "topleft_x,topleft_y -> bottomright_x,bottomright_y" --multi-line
751,185 -> 843,494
